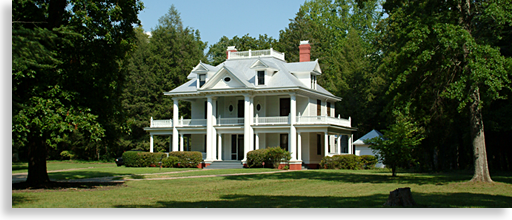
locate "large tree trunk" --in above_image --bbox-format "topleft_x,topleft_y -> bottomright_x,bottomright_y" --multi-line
26,140 -> 51,186
469,86 -> 493,183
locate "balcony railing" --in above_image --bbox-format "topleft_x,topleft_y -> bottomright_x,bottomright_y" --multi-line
227,48 -> 285,61
297,116 -> 351,127
217,117 -> 244,125
150,115 -> 351,128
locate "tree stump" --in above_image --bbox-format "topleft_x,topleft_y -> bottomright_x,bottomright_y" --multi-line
384,187 -> 417,207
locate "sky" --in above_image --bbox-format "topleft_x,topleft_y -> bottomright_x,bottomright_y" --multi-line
138,0 -> 307,51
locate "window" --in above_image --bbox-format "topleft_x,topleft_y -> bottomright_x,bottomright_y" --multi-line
256,104 -> 261,111
280,134 -> 288,151
280,98 -> 290,116
199,74 -> 206,87
327,102 -> 331,117
311,75 -> 316,89
224,77 -> 231,82
257,71 -> 265,85
317,99 -> 321,116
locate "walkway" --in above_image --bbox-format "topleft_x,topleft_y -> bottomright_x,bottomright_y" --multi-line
12,168 -> 292,184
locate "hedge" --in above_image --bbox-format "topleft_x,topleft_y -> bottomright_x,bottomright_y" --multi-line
122,152 -> 167,167
247,147 -> 291,169
319,155 -> 379,170
122,151 -> 203,168
169,151 -> 203,168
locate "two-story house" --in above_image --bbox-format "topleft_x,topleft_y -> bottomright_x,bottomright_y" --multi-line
144,41 -> 356,170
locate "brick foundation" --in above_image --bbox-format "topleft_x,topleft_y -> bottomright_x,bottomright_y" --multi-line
305,164 -> 320,169
197,162 -> 211,169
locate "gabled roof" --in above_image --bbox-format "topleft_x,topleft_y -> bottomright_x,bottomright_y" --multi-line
353,129 -> 384,145
168,55 -> 339,100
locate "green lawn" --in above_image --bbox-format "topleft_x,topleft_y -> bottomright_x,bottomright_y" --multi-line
12,168 -> 512,208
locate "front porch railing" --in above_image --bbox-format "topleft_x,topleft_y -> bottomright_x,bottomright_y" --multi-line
180,119 -> 207,126
151,118 -> 173,128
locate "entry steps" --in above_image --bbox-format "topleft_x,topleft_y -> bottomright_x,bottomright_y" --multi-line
204,160 -> 244,169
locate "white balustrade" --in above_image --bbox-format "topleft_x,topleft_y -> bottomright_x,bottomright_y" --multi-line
297,116 -> 351,127
217,117 -> 244,125
254,116 -> 289,125
227,49 -> 285,60
151,119 -> 173,128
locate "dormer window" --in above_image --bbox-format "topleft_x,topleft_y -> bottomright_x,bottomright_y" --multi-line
311,74 -> 317,89
257,71 -> 265,85
199,74 -> 206,87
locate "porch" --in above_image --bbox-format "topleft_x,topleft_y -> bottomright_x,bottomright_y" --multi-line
150,115 -> 352,128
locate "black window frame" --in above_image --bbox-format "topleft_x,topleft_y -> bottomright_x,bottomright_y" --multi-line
257,71 -> 265,85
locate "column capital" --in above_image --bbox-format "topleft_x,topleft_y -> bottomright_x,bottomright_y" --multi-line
205,95 -> 217,100
172,97 -> 179,102
289,92 -> 296,97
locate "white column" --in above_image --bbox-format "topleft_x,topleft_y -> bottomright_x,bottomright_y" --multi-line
297,132 -> 302,161
150,134 -> 154,153
180,134 -> 184,151
211,97 -> 217,161
349,134 -> 353,154
337,135 -> 342,154
324,132 -> 329,156
172,98 -> 179,152
249,96 -> 254,152
289,93 -> 297,161
255,132 -> 260,150
206,96 -> 214,161
243,94 -> 251,161
217,133 -> 222,160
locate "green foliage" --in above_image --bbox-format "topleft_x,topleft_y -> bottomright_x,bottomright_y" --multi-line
206,34 -> 277,66
320,155 -> 377,170
120,5 -> 206,151
247,147 -> 291,169
275,0 -> 386,134
59,151 -> 75,160
168,151 -> 203,168
246,149 -> 268,168
161,156 -> 180,168
122,152 -> 167,167
320,154 -> 361,170
12,0 -> 143,185
359,155 -> 378,169
366,104 -> 425,176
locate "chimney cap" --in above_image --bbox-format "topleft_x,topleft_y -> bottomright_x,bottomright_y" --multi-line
300,40 -> 309,45
227,46 -> 237,51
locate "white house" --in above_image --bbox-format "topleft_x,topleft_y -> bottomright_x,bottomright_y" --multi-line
144,41 -> 356,170
353,129 -> 385,168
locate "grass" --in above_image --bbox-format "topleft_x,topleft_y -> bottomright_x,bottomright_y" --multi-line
12,167 -> 512,208
12,160 -> 117,174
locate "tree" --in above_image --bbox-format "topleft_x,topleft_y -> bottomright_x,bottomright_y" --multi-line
120,5 -> 206,152
367,104 -> 425,177
377,0 -> 512,182
276,0 -> 386,135
12,0 -> 143,186
206,34 -> 277,66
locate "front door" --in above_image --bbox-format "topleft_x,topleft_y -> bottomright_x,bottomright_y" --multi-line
231,134 -> 244,160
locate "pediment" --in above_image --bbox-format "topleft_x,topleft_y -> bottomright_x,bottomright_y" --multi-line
191,62 -> 209,73
201,67 -> 250,90
250,59 -> 269,69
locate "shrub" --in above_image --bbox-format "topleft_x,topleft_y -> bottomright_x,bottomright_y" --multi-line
161,156 -> 180,168
169,151 -> 203,168
360,155 -> 378,169
320,154 -> 361,170
247,149 -> 267,168
122,151 -> 167,167
247,147 -> 291,169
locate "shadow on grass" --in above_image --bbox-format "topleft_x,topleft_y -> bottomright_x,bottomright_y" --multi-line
12,181 -> 125,207
222,170 -> 474,185
47,171 -> 126,180
114,192 -> 512,208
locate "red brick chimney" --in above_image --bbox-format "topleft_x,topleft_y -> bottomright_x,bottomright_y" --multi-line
299,40 -> 311,62
226,46 -> 237,59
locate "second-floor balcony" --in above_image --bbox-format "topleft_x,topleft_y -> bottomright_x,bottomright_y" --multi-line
150,115 -> 351,128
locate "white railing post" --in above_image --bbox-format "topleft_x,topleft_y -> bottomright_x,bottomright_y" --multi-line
249,49 -> 252,58
150,117 -> 153,127
255,114 -> 258,125
270,48 -> 273,56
